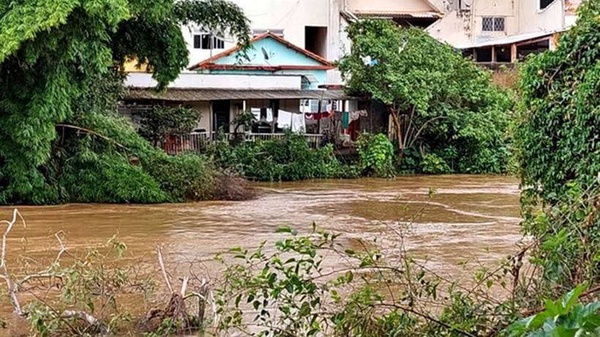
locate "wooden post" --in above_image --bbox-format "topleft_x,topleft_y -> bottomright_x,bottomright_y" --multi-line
316,99 -> 322,135
491,46 -> 496,64
270,100 -> 279,133
510,43 -> 517,63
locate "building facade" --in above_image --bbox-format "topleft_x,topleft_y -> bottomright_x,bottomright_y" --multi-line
182,0 -> 578,69
427,0 -> 580,64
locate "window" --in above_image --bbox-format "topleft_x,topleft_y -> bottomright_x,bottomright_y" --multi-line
482,17 -> 505,32
192,34 -> 225,50
540,0 -> 554,10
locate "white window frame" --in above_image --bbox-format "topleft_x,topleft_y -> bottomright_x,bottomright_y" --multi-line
192,33 -> 225,50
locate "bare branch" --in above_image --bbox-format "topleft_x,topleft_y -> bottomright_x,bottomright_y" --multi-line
157,246 -> 173,293
0,209 -> 26,315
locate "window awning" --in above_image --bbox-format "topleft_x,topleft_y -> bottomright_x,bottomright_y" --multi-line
125,88 -> 356,102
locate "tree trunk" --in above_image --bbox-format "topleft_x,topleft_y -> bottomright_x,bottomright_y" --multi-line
389,107 -> 405,159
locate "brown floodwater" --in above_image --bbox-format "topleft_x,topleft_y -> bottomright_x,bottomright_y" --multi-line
0,175 -> 523,334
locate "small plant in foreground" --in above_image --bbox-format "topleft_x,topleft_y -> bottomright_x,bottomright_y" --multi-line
508,283 -> 600,337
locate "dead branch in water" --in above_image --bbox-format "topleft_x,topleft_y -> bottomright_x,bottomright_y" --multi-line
157,246 -> 173,293
0,209 -> 26,315
141,248 -> 211,334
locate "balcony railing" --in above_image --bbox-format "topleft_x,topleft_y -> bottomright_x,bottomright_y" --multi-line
162,132 -> 322,155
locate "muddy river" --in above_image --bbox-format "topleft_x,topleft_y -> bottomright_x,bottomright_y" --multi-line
0,175 -> 523,333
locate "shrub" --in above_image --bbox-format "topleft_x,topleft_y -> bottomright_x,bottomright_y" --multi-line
356,133 -> 396,178
138,105 -> 201,147
143,153 -> 215,202
508,284 -> 600,337
420,153 -> 451,174
61,152 -> 169,203
209,132 -> 347,181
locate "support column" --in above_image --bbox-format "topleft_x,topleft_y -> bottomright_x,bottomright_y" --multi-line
270,100 -> 279,133
510,43 -> 518,63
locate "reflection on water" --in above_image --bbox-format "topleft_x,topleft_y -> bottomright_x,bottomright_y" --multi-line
0,175 -> 522,325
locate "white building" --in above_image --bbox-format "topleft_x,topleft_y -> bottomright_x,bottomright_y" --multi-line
182,0 -> 580,68
426,0 -> 581,63
182,0 -> 446,81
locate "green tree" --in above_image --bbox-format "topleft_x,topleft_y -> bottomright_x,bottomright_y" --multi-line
138,105 -> 201,147
0,0 -> 250,204
338,20 -> 512,173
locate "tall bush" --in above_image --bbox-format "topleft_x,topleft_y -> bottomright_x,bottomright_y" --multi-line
516,0 -> 600,205
515,0 -> 600,306
356,133 -> 396,178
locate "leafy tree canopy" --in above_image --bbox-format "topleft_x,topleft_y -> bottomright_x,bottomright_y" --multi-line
516,0 -> 600,205
339,20 -> 512,174
0,0 -> 250,204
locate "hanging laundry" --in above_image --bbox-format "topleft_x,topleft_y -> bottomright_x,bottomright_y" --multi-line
342,111 -> 350,129
349,109 -> 368,122
304,111 -> 334,120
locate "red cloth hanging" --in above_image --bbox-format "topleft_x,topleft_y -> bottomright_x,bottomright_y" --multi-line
304,111 -> 334,120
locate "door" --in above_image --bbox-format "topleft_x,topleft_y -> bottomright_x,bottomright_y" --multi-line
212,100 -> 231,134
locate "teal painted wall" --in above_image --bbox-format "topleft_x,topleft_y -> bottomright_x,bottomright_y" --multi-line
215,37 -> 323,67
206,36 -> 328,89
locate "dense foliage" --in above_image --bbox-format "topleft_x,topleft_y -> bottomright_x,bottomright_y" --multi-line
339,20 -> 512,174
209,132 -> 357,181
138,105 -> 201,146
0,0 -> 250,205
509,283 -> 600,337
356,133 -> 396,177
516,0 -> 600,205
513,2 -> 600,335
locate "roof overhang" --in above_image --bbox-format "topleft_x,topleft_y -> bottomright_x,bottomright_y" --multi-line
125,88 -> 357,101
456,29 -> 567,49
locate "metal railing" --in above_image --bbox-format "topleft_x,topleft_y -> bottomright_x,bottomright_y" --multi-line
162,132 -> 322,155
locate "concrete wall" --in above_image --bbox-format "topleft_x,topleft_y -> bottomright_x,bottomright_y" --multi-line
519,0 -> 564,34
427,11 -> 472,46
428,0 -> 569,48
188,101 -> 211,132
185,0 -> 331,66
471,0 -> 518,38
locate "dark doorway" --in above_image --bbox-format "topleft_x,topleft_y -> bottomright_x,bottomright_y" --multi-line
496,46 -> 512,63
475,47 -> 493,62
212,100 -> 230,133
305,26 -> 328,58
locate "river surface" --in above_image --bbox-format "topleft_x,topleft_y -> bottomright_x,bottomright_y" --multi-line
0,175 -> 522,334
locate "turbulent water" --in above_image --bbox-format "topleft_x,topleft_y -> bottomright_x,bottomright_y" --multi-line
1,175 -> 521,276
0,175 -> 522,334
